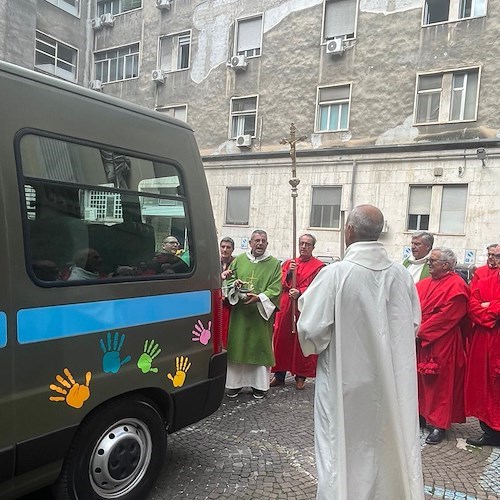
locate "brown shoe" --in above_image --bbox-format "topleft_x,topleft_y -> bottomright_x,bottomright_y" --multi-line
295,377 -> 306,390
270,377 -> 285,387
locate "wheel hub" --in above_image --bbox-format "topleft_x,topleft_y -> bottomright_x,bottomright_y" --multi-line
89,419 -> 152,498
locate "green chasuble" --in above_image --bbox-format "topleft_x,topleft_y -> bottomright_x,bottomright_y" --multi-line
227,253 -> 282,366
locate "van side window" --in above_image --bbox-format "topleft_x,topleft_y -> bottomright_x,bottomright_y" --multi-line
19,134 -> 193,283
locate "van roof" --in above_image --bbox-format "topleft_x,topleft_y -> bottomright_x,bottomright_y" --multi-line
0,60 -> 194,133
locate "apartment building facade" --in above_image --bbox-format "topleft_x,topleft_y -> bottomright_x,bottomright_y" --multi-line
1,0 -> 499,264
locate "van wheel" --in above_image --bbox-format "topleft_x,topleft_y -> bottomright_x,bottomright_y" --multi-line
53,396 -> 167,500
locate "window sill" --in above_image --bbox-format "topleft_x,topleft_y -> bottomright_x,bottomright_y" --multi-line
413,119 -> 477,126
422,15 -> 486,28
307,226 -> 341,231
223,223 -> 250,228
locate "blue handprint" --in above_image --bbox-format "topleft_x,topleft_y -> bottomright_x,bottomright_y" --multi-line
100,332 -> 131,374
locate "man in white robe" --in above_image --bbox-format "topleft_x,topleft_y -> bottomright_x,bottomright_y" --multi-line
297,204 -> 424,500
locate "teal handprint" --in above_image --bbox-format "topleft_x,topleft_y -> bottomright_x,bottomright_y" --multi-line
137,339 -> 161,374
100,332 -> 131,374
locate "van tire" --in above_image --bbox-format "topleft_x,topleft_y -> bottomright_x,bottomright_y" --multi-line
53,395 -> 167,500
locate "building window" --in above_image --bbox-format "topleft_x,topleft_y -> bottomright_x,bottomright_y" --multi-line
423,0 -> 487,25
94,43 -> 140,83
159,31 -> 191,72
44,0 -> 80,16
97,0 -> 141,16
323,0 -> 357,42
230,96 -> 257,138
439,185 -> 467,233
310,187 -> 341,228
236,16 -> 263,58
415,68 -> 479,124
407,184 -> 467,233
157,105 -> 187,122
35,31 -> 77,82
225,187 -> 250,225
408,186 -> 432,230
316,85 -> 350,132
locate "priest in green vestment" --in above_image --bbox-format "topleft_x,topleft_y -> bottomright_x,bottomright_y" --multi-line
225,230 -> 282,399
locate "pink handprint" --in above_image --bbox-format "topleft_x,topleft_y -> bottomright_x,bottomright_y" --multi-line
192,320 -> 212,345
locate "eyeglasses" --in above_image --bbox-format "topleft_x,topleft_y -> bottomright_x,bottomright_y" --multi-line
163,240 -> 179,246
428,258 -> 446,264
487,253 -> 496,258
299,242 -> 313,247
494,254 -> 500,259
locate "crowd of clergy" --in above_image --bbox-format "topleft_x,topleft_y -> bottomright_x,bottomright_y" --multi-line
218,214 -> 500,500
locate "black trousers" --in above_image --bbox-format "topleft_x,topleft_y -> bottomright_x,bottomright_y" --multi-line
480,420 -> 500,441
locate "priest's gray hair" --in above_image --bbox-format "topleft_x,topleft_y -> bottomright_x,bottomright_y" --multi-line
487,242 -> 499,250
251,229 -> 268,239
300,233 -> 317,246
413,231 -> 434,249
347,205 -> 384,241
435,247 -> 457,268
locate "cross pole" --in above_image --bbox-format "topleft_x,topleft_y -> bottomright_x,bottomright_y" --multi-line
280,123 -> 307,334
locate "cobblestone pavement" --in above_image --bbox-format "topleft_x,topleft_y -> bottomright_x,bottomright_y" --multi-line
20,376 -> 500,499
147,376 -> 500,500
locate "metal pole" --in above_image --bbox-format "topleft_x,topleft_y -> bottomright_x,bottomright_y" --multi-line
280,123 -> 306,334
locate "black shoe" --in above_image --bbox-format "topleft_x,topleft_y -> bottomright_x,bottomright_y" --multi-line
226,388 -> 242,398
269,377 -> 285,387
252,388 -> 266,399
466,434 -> 500,447
425,427 -> 446,445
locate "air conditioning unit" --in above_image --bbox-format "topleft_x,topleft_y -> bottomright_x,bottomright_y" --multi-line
89,79 -> 103,91
91,17 -> 103,30
100,13 -> 115,27
236,134 -> 252,147
151,69 -> 166,83
326,37 -> 344,55
156,0 -> 172,10
228,55 -> 248,71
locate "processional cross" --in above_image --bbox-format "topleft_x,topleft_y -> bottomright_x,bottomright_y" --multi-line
280,123 -> 307,334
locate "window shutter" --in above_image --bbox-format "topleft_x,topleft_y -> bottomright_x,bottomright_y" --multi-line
226,188 -> 250,225
409,186 -> 432,214
237,17 -> 262,52
324,0 -> 356,39
439,185 -> 467,233
312,187 -> 341,205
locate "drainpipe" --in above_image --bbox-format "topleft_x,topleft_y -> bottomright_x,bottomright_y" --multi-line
340,159 -> 358,259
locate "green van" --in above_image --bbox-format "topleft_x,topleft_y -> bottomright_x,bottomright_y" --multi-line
0,61 -> 226,499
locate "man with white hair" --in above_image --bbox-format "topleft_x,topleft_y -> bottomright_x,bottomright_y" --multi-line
297,204 -> 424,500
402,231 -> 434,283
416,248 -> 469,445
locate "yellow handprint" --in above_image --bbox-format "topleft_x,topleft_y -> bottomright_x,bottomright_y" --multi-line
49,368 -> 92,409
167,356 -> 191,388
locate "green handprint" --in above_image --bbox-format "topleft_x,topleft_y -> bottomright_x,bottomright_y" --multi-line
137,339 -> 161,374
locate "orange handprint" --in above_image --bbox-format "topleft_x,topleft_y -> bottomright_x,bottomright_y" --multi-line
49,368 -> 92,409
167,356 -> 191,388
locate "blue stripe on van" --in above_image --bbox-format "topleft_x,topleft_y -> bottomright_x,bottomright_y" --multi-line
17,290 -> 211,344
0,312 -> 6,348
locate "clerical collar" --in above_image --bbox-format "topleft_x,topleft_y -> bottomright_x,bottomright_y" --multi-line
407,252 -> 431,265
246,250 -> 269,262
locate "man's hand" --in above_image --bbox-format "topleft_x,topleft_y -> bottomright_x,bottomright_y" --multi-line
289,261 -> 297,271
289,288 -> 301,300
243,292 -> 260,304
233,279 -> 244,288
221,269 -> 233,280
481,302 -> 490,308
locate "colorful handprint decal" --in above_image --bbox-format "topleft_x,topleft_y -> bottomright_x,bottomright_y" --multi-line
167,356 -> 191,388
137,339 -> 161,374
49,368 -> 92,409
192,320 -> 211,345
100,332 -> 131,374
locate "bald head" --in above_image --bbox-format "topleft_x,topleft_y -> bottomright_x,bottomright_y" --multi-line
345,204 -> 385,246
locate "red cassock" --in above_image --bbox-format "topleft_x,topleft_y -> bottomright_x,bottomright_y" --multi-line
221,301 -> 231,349
465,272 -> 500,430
416,273 -> 469,429
272,257 -> 324,378
470,264 -> 497,291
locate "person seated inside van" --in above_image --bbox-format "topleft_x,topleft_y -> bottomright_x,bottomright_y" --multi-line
32,259 -> 59,281
154,236 -> 189,274
68,248 -> 104,280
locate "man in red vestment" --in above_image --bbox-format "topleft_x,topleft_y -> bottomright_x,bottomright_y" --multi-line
271,234 -> 325,390
469,243 -> 498,290
465,249 -> 500,447
220,237 -> 235,349
416,248 -> 469,444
